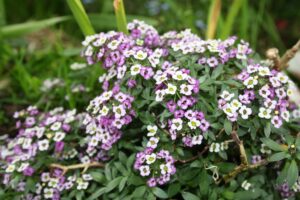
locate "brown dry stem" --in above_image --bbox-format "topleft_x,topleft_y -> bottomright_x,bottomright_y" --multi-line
50,162 -> 104,175
266,40 -> 300,71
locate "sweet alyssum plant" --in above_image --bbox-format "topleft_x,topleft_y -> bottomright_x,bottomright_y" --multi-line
1,20 -> 300,200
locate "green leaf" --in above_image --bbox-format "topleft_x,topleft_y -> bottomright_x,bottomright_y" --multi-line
167,183 -> 181,197
224,119 -> 232,135
181,192 -> 200,200
261,138 -> 285,152
151,187 -> 168,199
0,16 -> 70,38
287,160 -> 298,187
268,152 -> 288,162
264,122 -> 271,137
113,0 -> 128,34
118,177 -> 128,192
90,171 -> 105,183
66,0 -> 95,36
105,177 -> 123,193
131,186 -> 147,198
87,187 -> 106,200
206,0 -> 221,39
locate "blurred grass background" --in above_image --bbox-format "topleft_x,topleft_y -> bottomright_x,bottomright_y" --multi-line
0,0 -> 299,132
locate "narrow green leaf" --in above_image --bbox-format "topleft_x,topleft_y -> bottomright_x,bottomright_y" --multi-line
261,138 -> 285,152
118,177 -> 128,192
66,0 -> 95,36
151,187 -> 168,199
206,0 -> 221,39
168,183 -> 181,197
87,187 -> 106,200
221,0 -> 244,39
264,122 -> 271,138
181,192 -> 200,200
0,0 -> 6,26
105,177 -> 123,193
268,152 -> 288,162
113,0 -> 128,34
131,186 -> 147,198
0,16 -> 70,38
287,160 -> 298,187
224,119 -> 232,135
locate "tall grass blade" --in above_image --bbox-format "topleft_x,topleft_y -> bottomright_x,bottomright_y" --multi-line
0,16 -> 70,38
221,0 -> 244,39
113,0 -> 128,34
206,0 -> 221,39
66,0 -> 95,36
0,0 -> 5,26
239,0 -> 249,40
89,14 -> 157,30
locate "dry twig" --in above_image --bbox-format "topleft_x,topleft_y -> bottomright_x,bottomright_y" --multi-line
50,162 -> 104,175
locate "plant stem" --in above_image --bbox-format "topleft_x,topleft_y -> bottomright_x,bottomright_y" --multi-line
113,0 -> 128,34
50,162 -> 104,175
206,0 -> 221,39
66,0 -> 95,36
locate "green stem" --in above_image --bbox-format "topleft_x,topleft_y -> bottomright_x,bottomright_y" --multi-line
66,0 -> 95,36
206,0 -> 221,39
113,0 -> 128,34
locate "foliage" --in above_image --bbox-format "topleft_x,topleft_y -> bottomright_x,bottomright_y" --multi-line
1,20 -> 300,200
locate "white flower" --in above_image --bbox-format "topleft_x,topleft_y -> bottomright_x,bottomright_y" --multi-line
209,143 -> 220,152
139,165 -> 150,176
17,162 -> 29,172
281,111 -> 290,122
134,50 -> 147,60
117,65 -> 127,79
70,62 -> 87,70
99,106 -> 109,116
147,137 -> 159,149
239,106 -> 252,119
38,139 -> 49,151
5,164 -> 16,173
258,107 -> 272,119
171,118 -> 183,131
258,67 -> 271,76
241,180 -> 251,190
223,104 -> 237,117
155,90 -> 166,102
145,153 -> 156,164
220,91 -> 234,101
277,73 -> 289,83
22,138 -> 32,149
275,88 -> 287,99
48,178 -> 59,188
35,127 -> 45,138
165,83 -> 177,95
230,99 -> 242,110
102,91 -> 113,101
173,71 -> 187,81
180,84 -> 193,96
259,85 -> 271,98
264,99 -> 277,110
53,131 -> 66,142
188,118 -> 200,130
130,64 -> 141,76
107,40 -> 120,50
77,180 -> 89,190
260,143 -> 271,154
50,122 -> 62,131
154,73 -> 168,84
147,125 -> 158,137
84,46 -> 93,57
113,105 -> 126,118
82,174 -> 93,181
160,163 -> 172,175
192,135 -> 203,145
44,188 -> 54,199
243,77 -> 258,89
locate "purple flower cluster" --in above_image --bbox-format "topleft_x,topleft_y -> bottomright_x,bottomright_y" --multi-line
134,148 -> 176,187
219,64 -> 291,128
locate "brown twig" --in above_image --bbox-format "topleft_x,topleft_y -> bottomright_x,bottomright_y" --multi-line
50,162 -> 104,175
217,130 -> 268,184
266,40 -> 300,71
279,40 -> 300,70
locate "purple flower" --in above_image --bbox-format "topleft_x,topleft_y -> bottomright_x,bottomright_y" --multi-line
23,166 -> 35,176
55,142 -> 65,153
166,100 -> 177,113
127,79 -> 137,88
147,178 -> 157,187
140,67 -> 154,80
